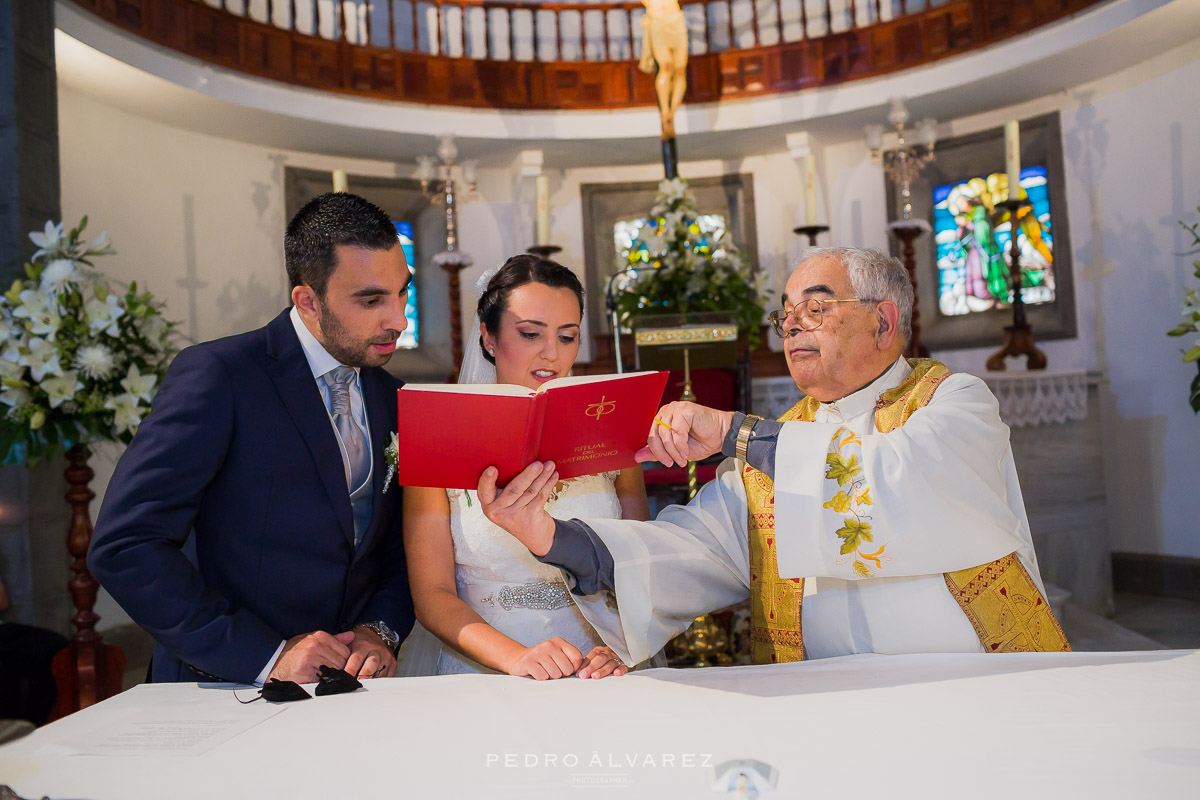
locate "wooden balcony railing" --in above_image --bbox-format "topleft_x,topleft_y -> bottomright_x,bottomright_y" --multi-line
182,0 -> 939,61
69,0 -> 1106,109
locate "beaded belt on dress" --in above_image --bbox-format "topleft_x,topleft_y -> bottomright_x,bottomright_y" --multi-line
473,580 -> 572,611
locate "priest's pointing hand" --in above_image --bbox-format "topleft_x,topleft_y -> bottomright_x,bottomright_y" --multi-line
478,461 -> 560,557
637,401 -> 735,467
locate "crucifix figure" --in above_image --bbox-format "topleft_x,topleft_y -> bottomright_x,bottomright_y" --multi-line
639,0 -> 688,176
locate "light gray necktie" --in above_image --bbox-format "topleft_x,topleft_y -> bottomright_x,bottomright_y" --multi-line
323,366 -> 369,492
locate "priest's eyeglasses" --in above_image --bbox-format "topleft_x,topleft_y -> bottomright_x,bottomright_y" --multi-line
768,298 -> 876,337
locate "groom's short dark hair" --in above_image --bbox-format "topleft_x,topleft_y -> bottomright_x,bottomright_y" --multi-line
285,193 -> 398,297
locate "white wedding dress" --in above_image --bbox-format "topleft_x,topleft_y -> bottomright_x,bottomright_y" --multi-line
399,471 -> 626,676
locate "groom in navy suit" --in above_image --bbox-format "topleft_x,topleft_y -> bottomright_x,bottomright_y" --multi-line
90,193 -> 415,684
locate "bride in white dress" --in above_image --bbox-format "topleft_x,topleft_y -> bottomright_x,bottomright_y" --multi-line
400,255 -> 650,679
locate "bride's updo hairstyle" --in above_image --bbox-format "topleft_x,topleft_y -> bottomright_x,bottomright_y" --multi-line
477,254 -> 585,366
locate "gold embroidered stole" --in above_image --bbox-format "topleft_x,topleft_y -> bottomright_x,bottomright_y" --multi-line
744,359 -> 1069,664
745,416 -> 805,665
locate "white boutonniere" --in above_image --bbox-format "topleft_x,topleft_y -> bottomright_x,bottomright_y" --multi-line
383,431 -> 398,493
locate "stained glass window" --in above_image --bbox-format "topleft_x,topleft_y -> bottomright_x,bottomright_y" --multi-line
393,221 -> 419,349
933,166 -> 1055,317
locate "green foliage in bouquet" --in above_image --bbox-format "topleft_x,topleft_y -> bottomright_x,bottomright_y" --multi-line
0,218 -> 180,462
616,179 -> 768,347
1167,207 -> 1200,414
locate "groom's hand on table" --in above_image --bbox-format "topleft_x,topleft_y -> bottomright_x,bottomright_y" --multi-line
346,626 -> 398,679
478,461 -> 559,557
637,401 -> 734,467
270,630 -> 355,683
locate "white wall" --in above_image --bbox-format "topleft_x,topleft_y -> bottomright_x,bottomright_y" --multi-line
56,34 -> 1200,635
925,41 -> 1200,558
1059,45 -> 1200,557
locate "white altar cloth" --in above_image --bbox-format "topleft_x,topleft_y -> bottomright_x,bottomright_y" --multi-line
2,650 -> 1198,798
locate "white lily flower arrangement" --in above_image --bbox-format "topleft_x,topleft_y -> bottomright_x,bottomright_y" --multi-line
0,218 -> 180,463
617,179 -> 768,348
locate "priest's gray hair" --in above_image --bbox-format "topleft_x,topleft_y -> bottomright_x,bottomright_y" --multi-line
802,246 -> 913,345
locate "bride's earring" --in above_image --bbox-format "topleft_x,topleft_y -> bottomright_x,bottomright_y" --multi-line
488,348 -> 495,356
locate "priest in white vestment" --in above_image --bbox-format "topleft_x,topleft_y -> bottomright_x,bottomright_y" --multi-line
478,247 -> 1069,668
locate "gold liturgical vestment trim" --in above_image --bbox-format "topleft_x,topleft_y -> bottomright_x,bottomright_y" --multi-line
744,359 -> 1070,664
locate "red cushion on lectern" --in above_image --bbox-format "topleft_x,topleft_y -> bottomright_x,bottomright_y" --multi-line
657,368 -> 737,411
642,368 -> 736,497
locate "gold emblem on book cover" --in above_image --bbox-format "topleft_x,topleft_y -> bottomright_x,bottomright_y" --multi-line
586,395 -> 616,420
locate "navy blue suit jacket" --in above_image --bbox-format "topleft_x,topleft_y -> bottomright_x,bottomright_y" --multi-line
89,310 -> 414,683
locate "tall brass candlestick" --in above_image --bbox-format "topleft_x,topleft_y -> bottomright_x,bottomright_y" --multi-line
679,348 -> 698,500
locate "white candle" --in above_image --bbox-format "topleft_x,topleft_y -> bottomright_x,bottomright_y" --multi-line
332,169 -> 348,193
535,175 -> 550,246
803,155 -> 818,226
863,124 -> 883,153
1004,121 -> 1021,200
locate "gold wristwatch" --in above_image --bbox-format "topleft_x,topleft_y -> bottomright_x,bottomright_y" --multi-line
735,414 -> 764,462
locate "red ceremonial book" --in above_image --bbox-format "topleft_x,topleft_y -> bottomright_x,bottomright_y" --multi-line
393,371 -> 668,490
